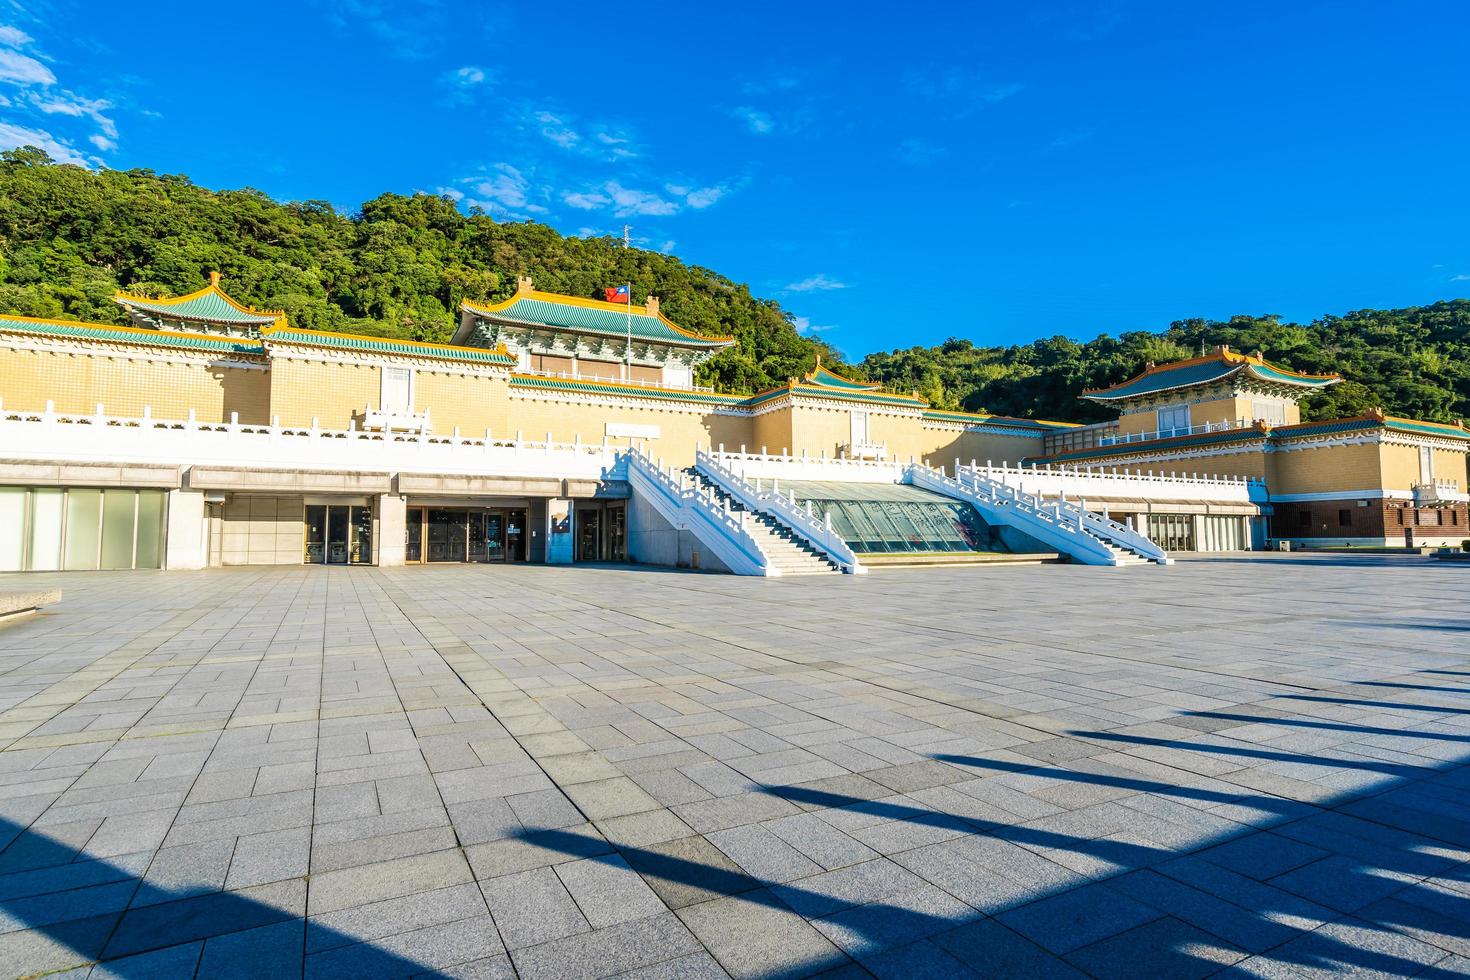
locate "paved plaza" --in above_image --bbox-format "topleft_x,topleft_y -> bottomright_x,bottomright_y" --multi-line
0,556 -> 1468,979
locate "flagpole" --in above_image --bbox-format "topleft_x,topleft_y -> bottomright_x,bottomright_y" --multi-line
626,282 -> 632,374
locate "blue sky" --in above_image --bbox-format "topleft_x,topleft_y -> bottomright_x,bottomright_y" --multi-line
2,0 -> 1468,358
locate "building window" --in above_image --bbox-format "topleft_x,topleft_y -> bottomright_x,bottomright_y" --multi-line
1437,509 -> 1445,527
1395,508 -> 1404,526
1337,509 -> 1351,527
1419,446 -> 1434,484
1157,404 -> 1190,434
1251,399 -> 1287,426
381,366 -> 412,413
1298,510 -> 1311,528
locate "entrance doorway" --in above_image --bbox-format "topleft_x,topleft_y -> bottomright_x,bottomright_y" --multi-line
406,507 -> 528,564
574,501 -> 627,563
304,504 -> 373,564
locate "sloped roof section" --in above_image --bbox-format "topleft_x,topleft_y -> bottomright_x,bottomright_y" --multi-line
461,289 -> 734,349
0,314 -> 265,354
113,273 -> 284,328
1084,348 -> 1339,401
261,327 -> 516,365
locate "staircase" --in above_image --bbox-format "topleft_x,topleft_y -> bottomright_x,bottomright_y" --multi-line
911,464 -> 1170,566
684,469 -> 841,575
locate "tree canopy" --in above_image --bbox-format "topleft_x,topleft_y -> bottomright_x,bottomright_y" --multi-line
2,147 -> 1467,422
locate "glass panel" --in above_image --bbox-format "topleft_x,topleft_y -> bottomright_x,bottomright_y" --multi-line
0,488 -> 24,571
64,489 -> 102,570
100,491 -> 137,570
577,510 -> 601,561
304,505 -> 327,563
607,505 -> 626,561
405,508 -> 423,562
426,509 -> 467,562
505,510 -> 526,561
484,512 -> 505,562
349,506 -> 373,564
29,489 -> 65,571
134,491 -> 165,569
327,507 -> 350,564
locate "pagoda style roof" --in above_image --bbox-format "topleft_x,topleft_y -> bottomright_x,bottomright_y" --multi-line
746,357 -> 929,409
113,272 -> 285,329
0,313 -> 265,355
1084,347 -> 1339,402
922,408 -> 1080,431
458,281 -> 734,350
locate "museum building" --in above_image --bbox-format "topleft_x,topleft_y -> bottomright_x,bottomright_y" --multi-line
0,274 -> 1465,575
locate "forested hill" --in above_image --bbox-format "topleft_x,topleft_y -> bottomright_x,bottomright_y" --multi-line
859,302 -> 1470,424
0,148 -> 838,394
1,147 -> 1467,421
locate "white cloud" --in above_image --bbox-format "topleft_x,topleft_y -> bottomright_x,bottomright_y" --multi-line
34,92 -> 117,139
792,315 -> 835,335
903,69 -> 1024,118
563,190 -> 611,210
528,108 -> 637,161
0,121 -> 90,165
604,181 -> 678,217
730,105 -> 774,135
0,26 -> 33,47
659,240 -> 676,254
1450,274 -> 1470,282
684,185 -> 726,209
453,65 -> 488,85
0,47 -> 55,86
1050,126 -> 1096,149
436,185 -> 465,202
462,164 -> 548,217
783,274 -> 847,293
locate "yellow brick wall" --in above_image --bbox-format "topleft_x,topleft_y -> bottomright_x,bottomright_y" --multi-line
914,425 -> 1045,468
1433,447 -> 1468,491
0,344 -> 268,423
1271,442 -> 1383,494
414,371 -> 510,436
506,395 -> 750,466
752,407 -> 794,456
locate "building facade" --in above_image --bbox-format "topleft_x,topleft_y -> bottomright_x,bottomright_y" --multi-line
1,278 -> 1465,573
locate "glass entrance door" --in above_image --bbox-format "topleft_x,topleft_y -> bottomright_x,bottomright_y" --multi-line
306,504 -> 369,564
426,508 -> 468,562
505,509 -> 526,561
577,509 -> 601,562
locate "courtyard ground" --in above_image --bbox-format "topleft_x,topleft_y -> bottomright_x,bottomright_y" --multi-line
0,555 -> 1467,979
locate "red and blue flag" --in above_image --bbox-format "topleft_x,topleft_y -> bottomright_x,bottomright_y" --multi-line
604,284 -> 630,303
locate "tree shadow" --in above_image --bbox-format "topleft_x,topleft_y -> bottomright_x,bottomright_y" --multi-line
1277,693 -> 1470,716
0,816 -> 448,979
509,729 -> 1470,977
1176,711 -> 1470,743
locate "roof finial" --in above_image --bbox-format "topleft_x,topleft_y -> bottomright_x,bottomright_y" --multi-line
516,275 -> 533,296
209,270 -> 221,287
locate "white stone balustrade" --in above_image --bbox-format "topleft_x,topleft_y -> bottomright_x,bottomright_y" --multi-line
960,460 -> 1267,505
0,400 -> 625,481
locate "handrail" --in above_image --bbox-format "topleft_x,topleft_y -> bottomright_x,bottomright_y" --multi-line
695,449 -> 864,574
521,368 -> 714,393
1099,417 -> 1256,446
625,448 -> 775,576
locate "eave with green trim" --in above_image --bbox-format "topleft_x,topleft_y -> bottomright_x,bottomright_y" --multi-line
509,373 -> 747,406
1084,348 -> 1339,402
260,327 -> 516,366
0,314 -> 266,355
922,408 -> 1078,432
457,286 -> 734,353
113,273 -> 284,331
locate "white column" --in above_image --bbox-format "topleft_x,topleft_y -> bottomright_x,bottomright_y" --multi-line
378,494 -> 407,566
164,489 -> 208,570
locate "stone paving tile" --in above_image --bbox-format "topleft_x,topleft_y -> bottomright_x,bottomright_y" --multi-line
1,558 -> 1469,978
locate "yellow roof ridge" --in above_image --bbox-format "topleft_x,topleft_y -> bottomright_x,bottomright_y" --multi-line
261,325 -> 513,359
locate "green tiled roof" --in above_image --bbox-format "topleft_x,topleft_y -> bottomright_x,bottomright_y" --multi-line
1275,415 -> 1470,442
114,287 -> 280,325
262,328 -> 516,365
807,364 -> 879,390
0,315 -> 265,354
1085,353 -> 1338,401
463,295 -> 733,348
510,374 -> 746,404
922,409 -> 1073,431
